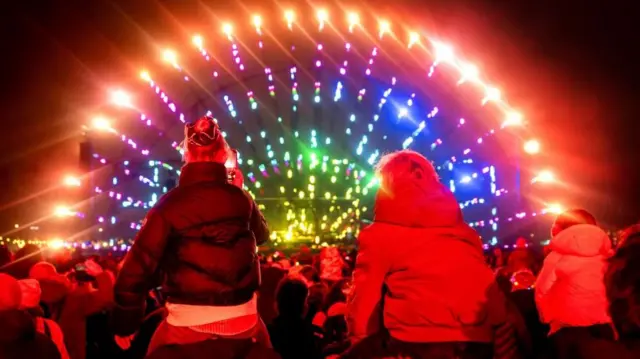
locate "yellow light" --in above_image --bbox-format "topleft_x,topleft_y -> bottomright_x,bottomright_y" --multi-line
433,41 -> 454,63
92,117 -> 112,132
408,32 -> 420,47
546,203 -> 564,215
532,170 -> 555,184
524,140 -> 541,154
192,34 -> 203,48
162,49 -> 177,64
503,111 -> 523,127
482,87 -> 501,104
379,20 -> 390,38
110,89 -> 132,107
347,12 -> 359,31
317,9 -> 328,22
222,23 -> 233,36
54,206 -> 75,218
317,9 -> 328,29
139,70 -> 151,82
285,10 -> 295,25
459,63 -> 479,84
63,175 -> 81,187
252,15 -> 262,29
48,238 -> 65,249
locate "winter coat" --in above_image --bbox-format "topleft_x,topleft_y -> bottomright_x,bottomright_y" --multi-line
0,309 -> 62,359
347,182 -> 508,343
535,224 -> 612,335
113,162 -> 269,336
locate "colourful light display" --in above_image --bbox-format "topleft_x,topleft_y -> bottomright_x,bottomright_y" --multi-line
53,9 -> 561,247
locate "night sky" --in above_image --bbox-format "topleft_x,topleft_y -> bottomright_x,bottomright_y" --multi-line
1,0 -> 638,235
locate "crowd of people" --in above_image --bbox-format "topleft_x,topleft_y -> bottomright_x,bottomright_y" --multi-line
1,115 -> 639,359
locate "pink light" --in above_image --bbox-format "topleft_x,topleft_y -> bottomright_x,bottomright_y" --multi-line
315,60 -> 322,67
317,44 -> 323,50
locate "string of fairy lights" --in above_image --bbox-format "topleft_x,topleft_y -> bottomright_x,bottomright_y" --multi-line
7,8 -> 564,250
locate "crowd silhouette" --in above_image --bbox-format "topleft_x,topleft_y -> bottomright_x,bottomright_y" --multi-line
1,116 -> 639,359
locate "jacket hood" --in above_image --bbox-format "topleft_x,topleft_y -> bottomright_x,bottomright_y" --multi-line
0,310 -> 35,343
551,224 -> 612,257
374,181 -> 464,228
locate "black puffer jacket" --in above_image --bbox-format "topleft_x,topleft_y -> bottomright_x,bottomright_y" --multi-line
113,162 -> 269,335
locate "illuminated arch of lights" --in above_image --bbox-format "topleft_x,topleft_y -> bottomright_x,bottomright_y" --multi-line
50,8 -> 563,248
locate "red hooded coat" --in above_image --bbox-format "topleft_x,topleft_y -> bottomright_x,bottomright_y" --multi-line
347,182 -> 507,343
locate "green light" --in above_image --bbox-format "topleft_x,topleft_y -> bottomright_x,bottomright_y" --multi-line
248,159 -> 254,165
310,175 -> 316,183
279,137 -> 284,144
255,181 -> 261,188
287,169 -> 293,178
324,192 -> 331,199
325,138 -> 331,144
331,176 -> 337,183
298,191 -> 305,199
280,186 -> 285,193
267,150 -> 274,158
251,102 -> 258,110
260,131 -> 266,138
334,166 -> 340,173
246,135 -> 252,142
277,116 -> 283,122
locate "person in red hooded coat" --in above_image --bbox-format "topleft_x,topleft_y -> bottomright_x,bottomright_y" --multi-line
344,150 -> 514,359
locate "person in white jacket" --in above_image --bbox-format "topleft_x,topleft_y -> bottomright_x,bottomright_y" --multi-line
535,209 -> 613,359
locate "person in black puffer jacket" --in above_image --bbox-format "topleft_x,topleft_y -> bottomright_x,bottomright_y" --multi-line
112,116 -> 270,356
